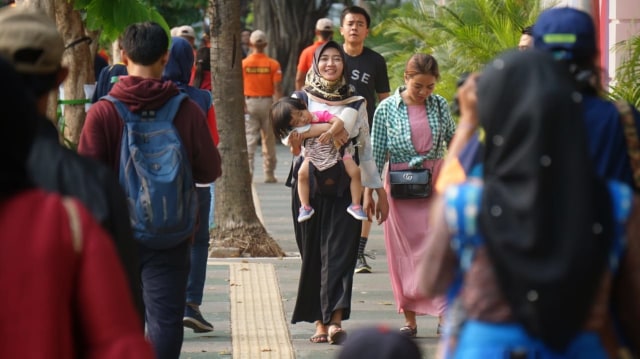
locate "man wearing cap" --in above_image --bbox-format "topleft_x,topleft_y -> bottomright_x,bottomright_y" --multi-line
0,6 -> 144,321
176,24 -> 198,77
533,7 -> 640,190
295,17 -> 334,90
178,25 -> 197,48
242,29 -> 282,183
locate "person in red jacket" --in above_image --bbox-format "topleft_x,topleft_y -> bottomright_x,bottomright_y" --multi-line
0,6 -> 145,321
0,53 -> 153,359
79,22 -> 221,359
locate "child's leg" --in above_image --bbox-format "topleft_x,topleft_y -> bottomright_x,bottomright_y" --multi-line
343,156 -> 362,206
297,158 -> 312,208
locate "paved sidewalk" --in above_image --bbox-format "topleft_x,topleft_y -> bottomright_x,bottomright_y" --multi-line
180,144 -> 439,358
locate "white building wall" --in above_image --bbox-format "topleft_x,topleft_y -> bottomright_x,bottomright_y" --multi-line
608,1 -> 640,83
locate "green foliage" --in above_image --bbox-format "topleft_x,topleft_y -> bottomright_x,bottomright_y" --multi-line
608,35 -> 640,108
374,0 -> 546,105
74,0 -> 170,42
153,0 -> 208,28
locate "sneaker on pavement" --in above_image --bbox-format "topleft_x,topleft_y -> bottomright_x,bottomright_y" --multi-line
298,206 -> 315,223
355,254 -> 372,274
347,204 -> 368,221
183,305 -> 214,333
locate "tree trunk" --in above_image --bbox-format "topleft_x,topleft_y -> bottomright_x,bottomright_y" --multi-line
55,0 -> 93,148
253,0 -> 334,97
208,0 -> 284,257
16,0 -> 93,148
111,40 -> 122,64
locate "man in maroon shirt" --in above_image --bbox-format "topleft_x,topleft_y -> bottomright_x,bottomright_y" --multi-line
79,22 -> 221,359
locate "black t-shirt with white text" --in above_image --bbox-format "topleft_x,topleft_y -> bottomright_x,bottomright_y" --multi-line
344,47 -> 390,128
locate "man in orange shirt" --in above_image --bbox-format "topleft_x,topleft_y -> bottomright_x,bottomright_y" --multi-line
242,30 -> 282,183
295,18 -> 334,90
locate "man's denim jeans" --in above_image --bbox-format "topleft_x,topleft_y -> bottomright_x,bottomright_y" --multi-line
140,239 -> 190,359
187,186 -> 211,305
209,183 -> 216,230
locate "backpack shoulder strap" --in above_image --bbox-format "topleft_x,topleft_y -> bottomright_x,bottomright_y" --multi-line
61,197 -> 83,254
102,95 -> 138,123
153,92 -> 188,123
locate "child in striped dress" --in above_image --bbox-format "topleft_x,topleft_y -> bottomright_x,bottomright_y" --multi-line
271,97 -> 368,223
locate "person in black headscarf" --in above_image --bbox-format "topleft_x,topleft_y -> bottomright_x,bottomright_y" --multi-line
288,40 -> 389,345
422,49 -> 635,358
0,58 -> 37,196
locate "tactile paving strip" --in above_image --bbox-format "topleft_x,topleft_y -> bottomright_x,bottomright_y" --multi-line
229,262 -> 294,358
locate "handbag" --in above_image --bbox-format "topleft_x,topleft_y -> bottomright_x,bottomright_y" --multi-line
389,99 -> 443,199
389,169 -> 432,199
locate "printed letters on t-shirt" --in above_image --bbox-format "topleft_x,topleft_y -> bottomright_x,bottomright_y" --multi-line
349,69 -> 371,85
246,66 -> 271,74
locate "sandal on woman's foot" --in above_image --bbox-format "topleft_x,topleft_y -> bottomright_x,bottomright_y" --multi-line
309,334 -> 328,343
328,323 -> 347,345
399,325 -> 417,338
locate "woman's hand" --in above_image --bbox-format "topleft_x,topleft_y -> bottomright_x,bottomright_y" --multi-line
318,131 -> 332,144
289,132 -> 302,149
457,73 -> 480,130
332,128 -> 349,147
363,188 -> 389,224
374,188 -> 389,224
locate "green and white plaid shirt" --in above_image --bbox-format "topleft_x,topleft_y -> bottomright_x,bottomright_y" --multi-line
371,87 -> 456,176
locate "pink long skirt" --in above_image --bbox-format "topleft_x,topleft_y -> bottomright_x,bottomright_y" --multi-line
383,159 -> 447,316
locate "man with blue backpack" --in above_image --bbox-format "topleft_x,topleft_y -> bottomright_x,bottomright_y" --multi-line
79,22 -> 221,359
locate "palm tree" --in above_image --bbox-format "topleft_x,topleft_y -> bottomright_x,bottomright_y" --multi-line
609,35 -> 640,108
374,0 -> 545,103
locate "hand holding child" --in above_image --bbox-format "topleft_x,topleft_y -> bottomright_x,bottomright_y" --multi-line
318,131 -> 333,144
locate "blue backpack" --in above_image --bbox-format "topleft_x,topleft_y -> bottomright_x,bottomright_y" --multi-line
103,93 -> 197,249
